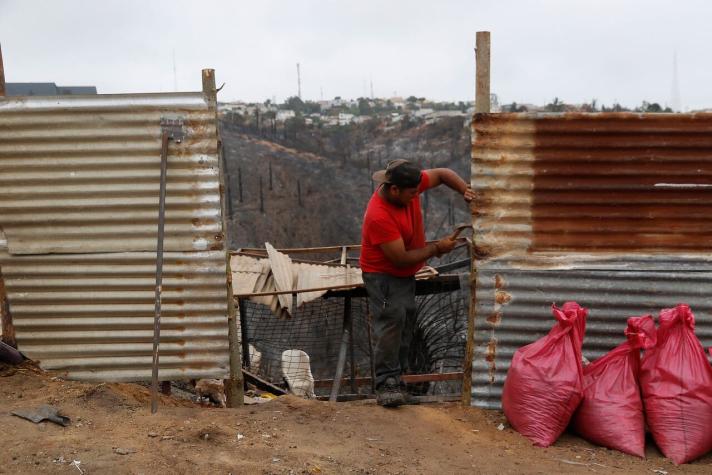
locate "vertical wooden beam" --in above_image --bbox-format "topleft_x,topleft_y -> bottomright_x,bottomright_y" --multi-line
463,31 -> 490,407
202,68 -> 217,108
475,31 -> 491,114
0,43 -> 6,97
0,266 -> 17,348
205,68 -> 244,407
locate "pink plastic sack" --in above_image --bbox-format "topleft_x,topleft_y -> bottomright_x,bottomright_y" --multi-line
640,304 -> 712,464
502,302 -> 587,447
572,315 -> 656,457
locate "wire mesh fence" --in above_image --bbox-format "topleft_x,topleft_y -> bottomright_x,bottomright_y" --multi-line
239,274 -> 469,398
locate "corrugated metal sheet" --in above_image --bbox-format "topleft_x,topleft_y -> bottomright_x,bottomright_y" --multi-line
0,92 -> 229,381
0,93 -> 222,255
470,112 -> 712,409
472,112 -> 712,258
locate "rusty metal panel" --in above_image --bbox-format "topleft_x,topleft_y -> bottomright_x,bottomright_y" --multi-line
0,93 -> 223,255
470,112 -> 712,408
0,92 -> 229,381
472,112 -> 712,259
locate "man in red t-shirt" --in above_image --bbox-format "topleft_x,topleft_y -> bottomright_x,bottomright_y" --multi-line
360,159 -> 474,407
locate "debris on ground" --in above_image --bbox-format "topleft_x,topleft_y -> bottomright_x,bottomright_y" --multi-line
11,404 -> 71,427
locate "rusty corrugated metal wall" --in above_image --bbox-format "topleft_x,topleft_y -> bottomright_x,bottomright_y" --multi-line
0,92 -> 229,381
470,112 -> 712,409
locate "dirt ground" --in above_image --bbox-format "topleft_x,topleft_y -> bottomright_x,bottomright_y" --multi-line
1,362 -> 710,474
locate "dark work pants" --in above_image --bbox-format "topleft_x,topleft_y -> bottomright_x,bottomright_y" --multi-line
362,272 -> 417,389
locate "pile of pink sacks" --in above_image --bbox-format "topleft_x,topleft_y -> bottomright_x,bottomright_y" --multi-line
501,302 -> 712,465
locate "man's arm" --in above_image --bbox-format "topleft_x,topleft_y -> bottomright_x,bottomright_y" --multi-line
379,236 -> 457,268
425,168 -> 475,202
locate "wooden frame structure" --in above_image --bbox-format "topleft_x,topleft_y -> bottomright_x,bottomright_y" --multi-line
230,239 -> 471,403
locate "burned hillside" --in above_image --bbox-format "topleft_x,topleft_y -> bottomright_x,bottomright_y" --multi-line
219,116 -> 472,250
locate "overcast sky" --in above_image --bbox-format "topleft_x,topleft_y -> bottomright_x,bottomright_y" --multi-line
1,0 -> 709,109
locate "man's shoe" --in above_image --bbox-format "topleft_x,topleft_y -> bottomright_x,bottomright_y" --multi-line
399,383 -> 421,405
376,378 -> 405,407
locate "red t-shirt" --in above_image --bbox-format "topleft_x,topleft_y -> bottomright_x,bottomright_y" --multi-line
359,171 -> 431,277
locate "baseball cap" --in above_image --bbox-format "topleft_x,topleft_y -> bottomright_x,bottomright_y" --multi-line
372,159 -> 422,188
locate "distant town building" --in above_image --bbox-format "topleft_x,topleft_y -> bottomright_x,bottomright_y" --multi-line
414,108 -> 435,118
5,82 -> 97,96
276,110 -> 296,121
389,97 -> 406,109
337,112 -> 354,125
424,110 -> 467,124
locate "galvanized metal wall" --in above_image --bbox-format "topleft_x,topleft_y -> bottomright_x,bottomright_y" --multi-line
0,93 -> 223,255
0,93 -> 229,381
470,112 -> 712,409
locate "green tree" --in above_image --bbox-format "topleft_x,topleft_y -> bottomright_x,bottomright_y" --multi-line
303,100 -> 321,114
285,96 -> 305,114
358,98 -> 372,116
545,97 -> 565,112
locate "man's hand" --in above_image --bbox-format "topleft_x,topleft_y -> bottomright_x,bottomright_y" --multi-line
463,186 -> 476,203
435,236 -> 458,257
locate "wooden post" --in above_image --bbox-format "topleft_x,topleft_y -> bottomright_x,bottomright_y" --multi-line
463,32 -> 490,407
475,31 -> 491,114
0,266 -> 17,348
0,43 -> 5,97
205,68 -> 244,407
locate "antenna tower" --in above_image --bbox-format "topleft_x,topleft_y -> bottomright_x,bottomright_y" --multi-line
296,63 -> 302,99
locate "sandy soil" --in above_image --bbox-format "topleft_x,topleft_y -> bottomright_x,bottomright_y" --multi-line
1,362 -> 710,474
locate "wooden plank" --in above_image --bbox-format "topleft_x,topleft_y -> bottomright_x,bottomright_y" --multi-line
464,30 -> 488,405
207,67 -> 244,408
238,244 -> 362,254
314,372 -> 463,389
475,31 -> 491,114
235,282 -> 363,298
242,368 -> 287,395
402,372 -> 463,383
